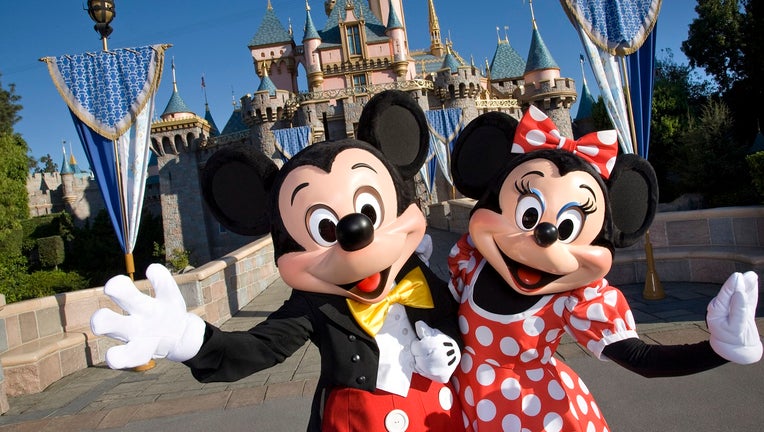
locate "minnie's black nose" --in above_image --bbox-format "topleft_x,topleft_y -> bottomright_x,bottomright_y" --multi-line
336,213 -> 374,251
534,222 -> 558,247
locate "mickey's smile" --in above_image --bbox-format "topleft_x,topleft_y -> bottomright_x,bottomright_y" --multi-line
339,267 -> 391,299
499,248 -> 562,291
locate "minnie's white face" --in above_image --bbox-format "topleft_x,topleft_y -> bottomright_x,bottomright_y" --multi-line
469,158 -> 613,295
275,148 -> 425,304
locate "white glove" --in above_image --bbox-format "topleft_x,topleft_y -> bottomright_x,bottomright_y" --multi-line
91,264 -> 206,370
411,321 -> 460,383
707,271 -> 762,364
415,234 -> 433,266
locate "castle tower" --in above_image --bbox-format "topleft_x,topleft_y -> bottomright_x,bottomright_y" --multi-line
150,60 -> 214,264
241,70 -> 293,164
427,0 -> 444,57
202,75 -> 220,137
60,147 -> 76,209
517,1 -> 576,137
302,1 -> 324,91
385,0 -> 409,78
434,42 -> 481,121
573,56 -> 597,138
486,27 -> 525,118
248,1 -> 298,92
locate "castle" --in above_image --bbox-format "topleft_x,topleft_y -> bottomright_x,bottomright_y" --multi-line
30,0 -> 594,266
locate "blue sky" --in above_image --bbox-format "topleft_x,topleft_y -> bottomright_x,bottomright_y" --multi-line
0,1 -> 699,169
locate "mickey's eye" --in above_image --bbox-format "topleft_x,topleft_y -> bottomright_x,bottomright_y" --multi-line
354,189 -> 383,229
557,207 -> 585,243
307,206 -> 339,247
515,195 -> 543,231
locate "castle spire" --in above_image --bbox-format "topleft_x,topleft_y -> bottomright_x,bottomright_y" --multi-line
171,57 -> 178,92
529,0 -> 538,30
427,0 -> 444,57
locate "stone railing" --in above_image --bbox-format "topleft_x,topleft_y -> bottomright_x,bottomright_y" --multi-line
428,200 -> 764,285
0,236 -> 279,409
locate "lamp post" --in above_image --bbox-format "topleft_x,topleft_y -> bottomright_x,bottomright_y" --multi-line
87,0 -> 116,51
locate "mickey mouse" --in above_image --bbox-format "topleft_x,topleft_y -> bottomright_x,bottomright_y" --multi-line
447,106 -> 762,431
91,90 -> 464,431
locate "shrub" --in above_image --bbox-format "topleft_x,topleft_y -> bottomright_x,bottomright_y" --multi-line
37,235 -> 65,269
746,151 -> 764,202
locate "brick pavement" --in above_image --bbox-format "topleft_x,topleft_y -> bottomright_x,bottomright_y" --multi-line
0,227 -> 761,431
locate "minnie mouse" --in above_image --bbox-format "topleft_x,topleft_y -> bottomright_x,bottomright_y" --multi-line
447,106 -> 762,432
91,90 -> 464,431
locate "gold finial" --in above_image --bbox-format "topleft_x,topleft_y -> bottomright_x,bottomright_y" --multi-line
496,26 -> 501,43
306,0 -> 310,11
529,0 -> 537,30
504,25 -> 510,43
267,0 -> 273,11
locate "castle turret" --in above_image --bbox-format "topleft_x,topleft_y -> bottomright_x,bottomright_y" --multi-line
241,70 -> 293,164
303,1 -> 324,91
248,1 -> 298,92
60,147 -> 76,208
434,43 -> 481,120
488,29 -> 526,101
516,1 -> 576,136
427,0 -> 444,57
573,56 -> 597,137
385,0 -> 409,78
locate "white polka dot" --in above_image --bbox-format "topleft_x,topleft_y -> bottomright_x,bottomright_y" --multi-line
476,399 -> 496,421
560,371 -> 575,389
625,310 -> 636,329
591,400 -> 601,418
522,394 -> 541,416
526,368 -> 544,381
587,303 -> 608,323
550,357 -> 557,366
550,129 -> 562,140
545,329 -> 561,342
439,387 -> 453,410
553,297 -> 567,316
548,379 -> 565,400
578,377 -> 590,394
606,156 -> 617,175
570,401 -> 579,420
464,385 -> 474,406
543,412 -> 564,432
475,326 -> 494,346
452,377 -> 460,393
529,105 -> 548,121
541,346 -> 553,364
511,143 -> 527,154
520,349 -> 539,363
578,145 -> 600,157
566,296 -> 579,312
523,316 -> 545,336
587,421 -> 596,432
583,287 -> 599,300
577,395 -> 589,415
502,414 -> 522,432
587,340 -> 601,355
500,336 -> 520,356
501,377 -> 522,400
461,412 -> 469,429
603,290 -> 618,306
486,358 -> 501,367
460,353 -> 473,373
526,129 -> 547,146
476,364 -> 496,386
597,130 -> 618,145
459,315 -> 469,334
570,315 -> 591,331
613,318 -> 627,333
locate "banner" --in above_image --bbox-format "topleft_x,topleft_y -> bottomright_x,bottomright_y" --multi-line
273,126 -> 312,162
43,45 -> 168,256
627,26 -> 657,159
424,108 -> 467,191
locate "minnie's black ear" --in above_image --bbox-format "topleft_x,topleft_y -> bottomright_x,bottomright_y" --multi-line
451,112 -> 519,199
201,146 -> 278,236
606,154 -> 659,248
357,90 -> 429,179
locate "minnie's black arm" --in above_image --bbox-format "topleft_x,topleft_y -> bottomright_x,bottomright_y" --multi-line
602,338 -> 728,378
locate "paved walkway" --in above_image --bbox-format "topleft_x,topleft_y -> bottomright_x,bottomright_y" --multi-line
0,228 -> 762,431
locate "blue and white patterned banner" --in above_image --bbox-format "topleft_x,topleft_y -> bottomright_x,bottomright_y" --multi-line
560,0 -> 661,55
44,45 -> 168,257
274,126 -> 312,162
424,108 -> 466,190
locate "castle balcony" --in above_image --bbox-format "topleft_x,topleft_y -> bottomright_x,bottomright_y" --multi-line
289,79 -> 434,104
322,56 -> 393,77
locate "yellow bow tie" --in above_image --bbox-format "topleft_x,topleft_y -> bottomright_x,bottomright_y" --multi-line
347,267 -> 434,337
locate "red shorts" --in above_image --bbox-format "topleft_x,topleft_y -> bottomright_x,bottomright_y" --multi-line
321,373 -> 464,431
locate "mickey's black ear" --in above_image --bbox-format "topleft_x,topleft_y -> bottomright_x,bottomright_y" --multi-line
201,146 -> 278,236
607,154 -> 659,248
451,112 -> 519,199
357,90 -> 429,179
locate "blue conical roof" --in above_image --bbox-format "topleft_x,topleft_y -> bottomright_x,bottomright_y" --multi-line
318,0 -> 388,48
441,47 -> 462,73
161,89 -> 194,117
257,74 -> 278,96
249,4 -> 293,47
220,108 -> 248,136
386,0 -> 403,30
489,40 -> 526,80
303,6 -> 320,41
525,27 -> 559,73
575,80 -> 596,121
60,152 -> 73,174
204,104 -> 220,136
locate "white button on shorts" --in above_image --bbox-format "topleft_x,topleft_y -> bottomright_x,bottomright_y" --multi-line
384,409 -> 409,431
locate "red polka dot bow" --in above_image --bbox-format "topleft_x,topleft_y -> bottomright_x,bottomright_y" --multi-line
513,105 -> 619,179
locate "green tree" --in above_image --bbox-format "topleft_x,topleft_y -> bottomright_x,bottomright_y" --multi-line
0,72 -> 22,135
0,132 -> 30,235
36,153 -> 58,174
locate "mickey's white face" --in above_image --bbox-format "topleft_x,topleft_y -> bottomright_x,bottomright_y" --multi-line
275,148 -> 425,304
469,158 -> 612,295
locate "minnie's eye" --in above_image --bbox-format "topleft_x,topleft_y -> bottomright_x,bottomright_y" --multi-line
355,191 -> 383,229
515,196 -> 543,231
307,207 -> 338,247
557,208 -> 585,243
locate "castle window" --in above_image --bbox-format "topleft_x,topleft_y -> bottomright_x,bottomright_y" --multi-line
346,25 -> 361,56
352,74 -> 367,91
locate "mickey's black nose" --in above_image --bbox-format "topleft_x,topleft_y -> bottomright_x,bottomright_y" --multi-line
336,213 -> 374,251
534,222 -> 558,247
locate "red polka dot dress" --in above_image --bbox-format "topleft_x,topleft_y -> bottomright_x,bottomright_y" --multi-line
448,235 -> 639,432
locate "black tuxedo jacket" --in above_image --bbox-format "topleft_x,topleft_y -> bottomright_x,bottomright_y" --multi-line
184,254 -> 461,431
